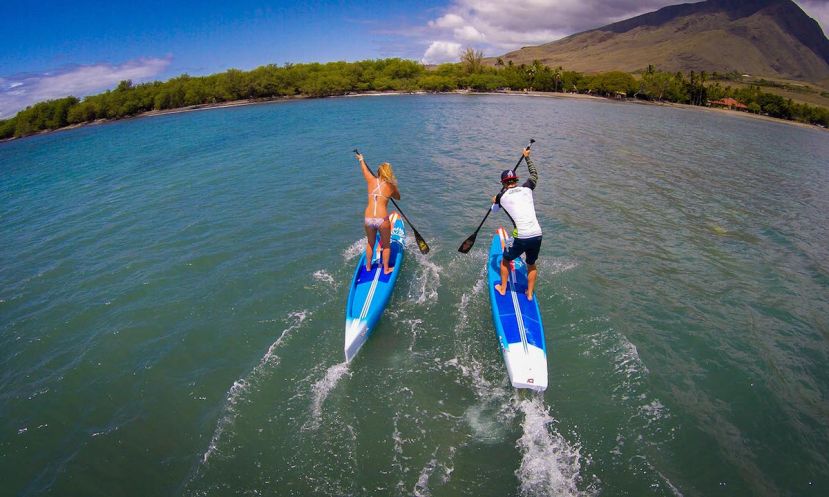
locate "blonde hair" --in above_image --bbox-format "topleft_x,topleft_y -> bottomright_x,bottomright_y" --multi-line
377,162 -> 397,185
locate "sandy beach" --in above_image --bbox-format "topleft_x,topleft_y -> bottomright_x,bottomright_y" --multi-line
84,89 -> 829,133
3,89 -> 824,142
490,89 -> 827,131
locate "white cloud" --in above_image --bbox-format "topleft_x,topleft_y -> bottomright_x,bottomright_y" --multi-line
420,0 -> 829,62
417,1 -> 606,61
455,25 -> 487,42
0,57 -> 171,119
422,41 -> 463,65
429,13 -> 466,29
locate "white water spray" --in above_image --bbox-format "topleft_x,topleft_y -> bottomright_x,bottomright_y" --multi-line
515,396 -> 588,497
303,361 -> 351,431
201,310 -> 309,463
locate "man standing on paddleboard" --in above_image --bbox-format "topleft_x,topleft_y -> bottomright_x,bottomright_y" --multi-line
491,148 -> 542,300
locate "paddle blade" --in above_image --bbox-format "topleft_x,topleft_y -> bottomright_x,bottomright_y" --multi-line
414,231 -> 430,255
458,233 -> 477,253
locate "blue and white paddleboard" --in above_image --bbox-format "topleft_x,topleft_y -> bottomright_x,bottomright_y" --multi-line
487,227 -> 548,391
344,212 -> 406,362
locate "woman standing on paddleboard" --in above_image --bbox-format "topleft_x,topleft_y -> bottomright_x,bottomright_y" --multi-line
355,153 -> 400,275
490,148 -> 542,300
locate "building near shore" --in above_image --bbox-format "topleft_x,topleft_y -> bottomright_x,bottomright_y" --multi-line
709,97 -> 748,111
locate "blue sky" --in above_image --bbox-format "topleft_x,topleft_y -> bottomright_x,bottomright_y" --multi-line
2,0 -> 828,118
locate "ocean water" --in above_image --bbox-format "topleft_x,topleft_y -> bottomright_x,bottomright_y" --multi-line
1,94 -> 827,497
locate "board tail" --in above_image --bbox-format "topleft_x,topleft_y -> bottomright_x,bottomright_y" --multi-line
344,319 -> 369,363
504,344 -> 548,391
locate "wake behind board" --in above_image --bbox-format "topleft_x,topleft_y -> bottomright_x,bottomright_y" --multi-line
487,227 -> 548,391
344,212 -> 406,362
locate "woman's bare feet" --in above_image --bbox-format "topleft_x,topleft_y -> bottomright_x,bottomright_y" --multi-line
384,266 -> 394,275
494,283 -> 507,296
525,290 -> 533,301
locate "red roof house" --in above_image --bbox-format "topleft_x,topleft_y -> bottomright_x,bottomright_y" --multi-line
709,97 -> 748,110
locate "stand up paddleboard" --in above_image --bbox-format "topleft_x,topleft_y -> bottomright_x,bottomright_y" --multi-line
487,227 -> 548,391
344,212 -> 405,362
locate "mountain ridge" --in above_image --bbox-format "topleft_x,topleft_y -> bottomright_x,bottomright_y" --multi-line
497,0 -> 829,82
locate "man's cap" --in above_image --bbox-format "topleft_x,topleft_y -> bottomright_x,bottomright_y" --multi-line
500,170 -> 518,183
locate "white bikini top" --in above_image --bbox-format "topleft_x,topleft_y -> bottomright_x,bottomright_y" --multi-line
369,177 -> 389,216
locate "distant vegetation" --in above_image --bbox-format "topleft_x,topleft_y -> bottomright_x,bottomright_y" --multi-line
2,54 -> 827,139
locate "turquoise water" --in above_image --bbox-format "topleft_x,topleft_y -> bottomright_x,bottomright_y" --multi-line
1,94 -> 828,497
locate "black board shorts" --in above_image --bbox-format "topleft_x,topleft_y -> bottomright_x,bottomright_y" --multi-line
503,235 -> 542,265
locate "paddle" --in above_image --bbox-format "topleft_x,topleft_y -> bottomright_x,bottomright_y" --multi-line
353,149 -> 430,255
457,139 -> 535,254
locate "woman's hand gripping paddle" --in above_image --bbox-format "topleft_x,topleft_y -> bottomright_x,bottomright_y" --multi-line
457,139 -> 534,254
353,149 -> 430,255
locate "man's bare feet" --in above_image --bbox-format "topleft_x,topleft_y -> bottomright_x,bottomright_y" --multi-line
384,266 -> 394,275
525,290 -> 533,301
494,283 -> 507,296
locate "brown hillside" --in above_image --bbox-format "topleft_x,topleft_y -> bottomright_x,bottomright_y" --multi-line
497,0 -> 829,83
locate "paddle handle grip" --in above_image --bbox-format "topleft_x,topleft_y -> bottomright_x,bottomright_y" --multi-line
511,139 -> 535,172
353,148 -> 374,175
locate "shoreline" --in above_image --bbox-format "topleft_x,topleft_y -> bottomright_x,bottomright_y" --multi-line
2,90 -> 824,142
627,97 -> 826,131
482,89 -> 827,131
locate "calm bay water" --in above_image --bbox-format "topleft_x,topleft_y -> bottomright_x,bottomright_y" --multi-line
1,94 -> 828,497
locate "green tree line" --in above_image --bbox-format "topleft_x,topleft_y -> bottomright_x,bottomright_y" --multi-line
2,56 -> 827,139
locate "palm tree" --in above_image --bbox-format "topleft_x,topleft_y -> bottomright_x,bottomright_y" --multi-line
461,47 -> 484,74
554,66 -> 563,92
